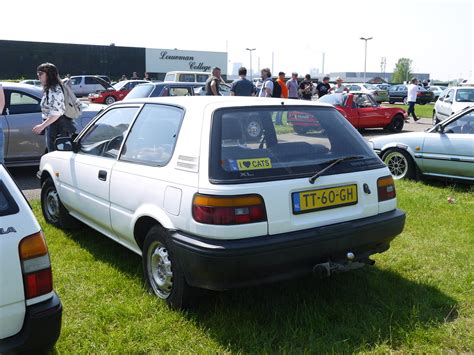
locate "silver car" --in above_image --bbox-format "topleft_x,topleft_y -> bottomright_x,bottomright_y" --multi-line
0,83 -> 103,166
369,106 -> 474,182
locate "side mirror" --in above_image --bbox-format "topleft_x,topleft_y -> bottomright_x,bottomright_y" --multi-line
55,137 -> 74,151
438,97 -> 444,102
445,99 -> 452,104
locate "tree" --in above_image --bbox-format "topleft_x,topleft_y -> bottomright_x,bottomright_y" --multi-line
392,58 -> 413,83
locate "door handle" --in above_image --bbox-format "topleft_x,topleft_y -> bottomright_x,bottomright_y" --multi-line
98,170 -> 107,181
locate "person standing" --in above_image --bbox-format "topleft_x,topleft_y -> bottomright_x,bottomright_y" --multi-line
205,67 -> 222,96
330,77 -> 349,93
259,68 -> 273,97
299,74 -> 314,100
144,72 -> 151,81
0,84 -> 5,163
32,63 -> 76,152
316,76 -> 331,98
230,67 -> 256,96
276,72 -> 288,99
286,72 -> 299,99
131,72 -> 139,80
406,78 -> 420,122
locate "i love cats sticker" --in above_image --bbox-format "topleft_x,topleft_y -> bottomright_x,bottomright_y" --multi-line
235,158 -> 272,171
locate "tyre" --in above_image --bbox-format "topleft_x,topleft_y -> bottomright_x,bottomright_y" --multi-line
105,96 -> 116,105
41,177 -> 79,228
432,111 -> 440,126
293,125 -> 309,135
402,97 -> 408,105
389,100 -> 395,104
382,148 -> 416,180
387,114 -> 404,133
143,226 -> 195,309
245,119 -> 263,140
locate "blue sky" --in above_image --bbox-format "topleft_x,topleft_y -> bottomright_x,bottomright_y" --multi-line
1,0 -> 471,80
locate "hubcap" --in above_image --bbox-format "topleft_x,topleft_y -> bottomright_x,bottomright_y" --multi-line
106,97 -> 115,104
147,241 -> 173,299
384,152 -> 408,179
45,189 -> 60,222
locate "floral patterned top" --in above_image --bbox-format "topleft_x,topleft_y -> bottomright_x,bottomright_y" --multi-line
41,85 -> 65,120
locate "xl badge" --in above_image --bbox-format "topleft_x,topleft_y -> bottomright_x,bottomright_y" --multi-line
0,227 -> 17,235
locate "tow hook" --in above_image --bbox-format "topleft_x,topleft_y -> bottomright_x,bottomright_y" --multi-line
312,252 -> 375,279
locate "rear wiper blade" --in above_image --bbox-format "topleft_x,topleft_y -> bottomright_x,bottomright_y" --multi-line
309,155 -> 364,184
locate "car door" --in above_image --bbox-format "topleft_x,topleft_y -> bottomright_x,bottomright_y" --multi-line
2,89 -> 44,164
421,111 -> 474,178
109,104 -> 185,247
59,106 -> 141,231
70,76 -> 84,96
437,89 -> 454,120
354,94 -> 380,128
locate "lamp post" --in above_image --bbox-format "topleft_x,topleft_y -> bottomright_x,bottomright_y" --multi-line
246,48 -> 256,81
360,37 -> 373,82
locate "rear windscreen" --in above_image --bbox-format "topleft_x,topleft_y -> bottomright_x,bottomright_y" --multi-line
125,84 -> 155,100
209,106 -> 384,183
0,180 -> 20,216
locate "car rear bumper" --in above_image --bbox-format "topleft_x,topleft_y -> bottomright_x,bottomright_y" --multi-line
0,293 -> 62,353
170,209 -> 406,290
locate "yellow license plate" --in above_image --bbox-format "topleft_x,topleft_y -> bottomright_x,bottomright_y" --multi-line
292,184 -> 358,214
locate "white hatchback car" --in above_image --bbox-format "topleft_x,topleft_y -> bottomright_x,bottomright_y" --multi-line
433,86 -> 474,124
0,165 -> 62,353
38,97 -> 405,309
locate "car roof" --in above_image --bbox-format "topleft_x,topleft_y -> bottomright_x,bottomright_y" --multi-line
0,82 -> 43,95
115,96 -> 334,109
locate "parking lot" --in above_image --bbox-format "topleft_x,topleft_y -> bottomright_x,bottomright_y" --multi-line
10,117 -> 431,201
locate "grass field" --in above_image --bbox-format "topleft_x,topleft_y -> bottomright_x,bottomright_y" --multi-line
385,103 -> 435,119
36,180 -> 473,353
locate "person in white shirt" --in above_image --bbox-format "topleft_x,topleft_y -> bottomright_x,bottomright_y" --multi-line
406,78 -> 420,122
259,68 -> 273,97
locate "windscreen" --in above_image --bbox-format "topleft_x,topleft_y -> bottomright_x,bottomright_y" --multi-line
455,89 -> 474,102
210,106 -> 383,183
124,84 -> 155,100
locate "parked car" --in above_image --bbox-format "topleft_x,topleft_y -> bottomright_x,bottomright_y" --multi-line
427,85 -> 447,101
69,75 -> 111,97
0,82 -> 103,167
0,165 -> 62,353
19,79 -> 42,87
305,93 -> 407,133
124,82 -> 200,101
433,86 -> 474,124
375,83 -> 391,91
164,71 -> 211,83
88,80 -> 150,105
369,106 -> 474,181
38,96 -> 405,309
345,83 -> 389,103
194,82 -> 231,96
388,85 -> 434,105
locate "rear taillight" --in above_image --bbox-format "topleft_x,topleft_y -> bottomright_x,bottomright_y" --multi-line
19,232 -> 53,299
192,194 -> 267,225
377,176 -> 396,201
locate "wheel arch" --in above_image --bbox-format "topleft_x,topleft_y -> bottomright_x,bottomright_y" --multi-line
39,165 -> 56,187
380,142 -> 417,161
132,207 -> 175,251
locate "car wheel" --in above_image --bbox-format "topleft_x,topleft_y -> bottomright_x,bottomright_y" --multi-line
432,111 -> 440,126
293,125 -> 309,135
41,177 -> 79,228
387,114 -> 404,133
245,119 -> 263,140
382,148 -> 416,180
105,96 -> 116,105
389,100 -> 395,104
402,97 -> 407,105
143,226 -> 195,309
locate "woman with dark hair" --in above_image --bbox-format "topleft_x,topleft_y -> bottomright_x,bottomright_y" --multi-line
32,62 -> 76,152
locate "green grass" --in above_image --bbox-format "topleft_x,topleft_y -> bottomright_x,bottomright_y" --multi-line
35,180 -> 473,353
385,103 -> 435,119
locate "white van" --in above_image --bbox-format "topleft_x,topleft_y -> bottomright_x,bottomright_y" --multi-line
164,71 -> 211,84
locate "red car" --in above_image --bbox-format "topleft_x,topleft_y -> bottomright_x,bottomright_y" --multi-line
288,93 -> 407,133
88,80 -> 150,105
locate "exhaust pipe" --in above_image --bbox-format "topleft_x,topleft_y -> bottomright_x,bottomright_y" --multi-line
312,252 -> 375,278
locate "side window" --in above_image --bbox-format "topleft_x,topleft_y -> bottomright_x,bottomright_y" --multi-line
79,107 -> 140,158
8,91 -> 41,114
444,112 -> 474,134
70,77 -> 82,85
84,77 -> 98,85
120,104 -> 184,166
196,74 -> 209,82
445,90 -> 454,102
179,74 -> 195,82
